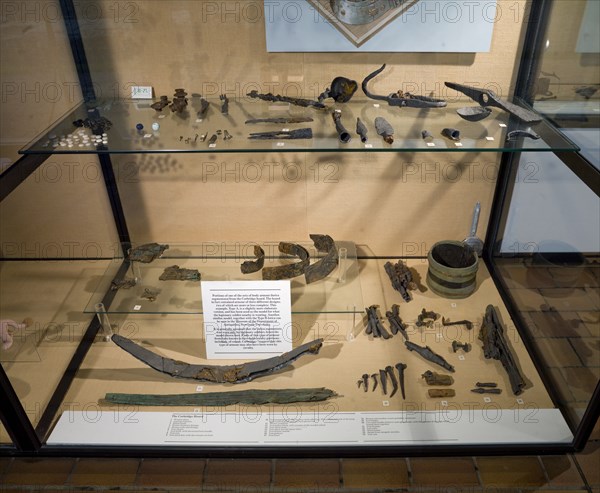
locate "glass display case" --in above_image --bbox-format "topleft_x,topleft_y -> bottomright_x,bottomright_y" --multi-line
0,0 -> 598,456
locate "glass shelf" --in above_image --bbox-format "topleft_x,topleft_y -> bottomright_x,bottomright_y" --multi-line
84,241 -> 363,315
20,97 -> 579,155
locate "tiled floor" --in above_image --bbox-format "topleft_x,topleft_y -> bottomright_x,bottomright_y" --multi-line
1,438 -> 599,492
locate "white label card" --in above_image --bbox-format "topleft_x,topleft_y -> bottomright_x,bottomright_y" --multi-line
131,86 -> 153,99
201,280 -> 292,359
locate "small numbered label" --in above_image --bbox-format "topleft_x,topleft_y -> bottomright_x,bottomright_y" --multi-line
277,142 -> 285,147
486,136 -> 495,141
484,397 -> 492,403
426,142 -> 436,147
196,386 -> 204,392
133,305 -> 142,311
441,401 -> 448,407
382,400 -> 390,407
458,355 -> 465,361
451,303 -> 457,308
373,104 -> 380,108
365,144 -> 373,149
499,123 -> 507,128
517,398 -> 524,405
455,142 -> 463,147
209,144 -> 217,148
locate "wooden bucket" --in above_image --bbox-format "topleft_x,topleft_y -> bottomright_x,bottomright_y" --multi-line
426,241 -> 479,299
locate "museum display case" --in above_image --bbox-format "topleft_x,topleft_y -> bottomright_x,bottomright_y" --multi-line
0,0 -> 598,456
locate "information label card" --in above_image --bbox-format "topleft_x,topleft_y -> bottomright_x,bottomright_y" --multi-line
201,281 -> 292,359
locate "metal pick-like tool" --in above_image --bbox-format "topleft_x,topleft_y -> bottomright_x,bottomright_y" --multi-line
464,202 -> 483,256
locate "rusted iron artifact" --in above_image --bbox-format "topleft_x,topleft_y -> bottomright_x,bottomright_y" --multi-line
104,388 -> 338,407
456,106 -> 492,122
445,82 -> 542,123
305,234 -> 339,284
395,363 -> 407,400
384,260 -> 416,302
386,304 -> 408,341
110,277 -> 137,291
506,128 -> 540,141
111,334 -> 324,383
421,370 -> 454,386
452,341 -> 471,353
262,242 -> 310,280
220,94 -> 229,115
151,95 -> 171,112
318,76 -> 358,103
428,389 -> 455,398
371,373 -> 379,392
240,245 -> 265,274
375,117 -> 394,144
480,305 -> 527,395
357,373 -> 369,392
405,341 -> 455,373
356,118 -> 368,143
441,128 -> 461,141
415,308 -> 440,328
73,116 -> 113,134
141,288 -> 160,302
159,265 -> 201,282
471,388 -> 502,395
476,382 -> 498,388
332,111 -> 352,143
248,128 -> 313,140
363,65 -> 447,108
245,117 -> 314,125
247,90 -> 326,109
365,305 -> 391,339
379,369 -> 388,395
386,365 -> 399,398
442,317 -> 473,331
170,89 -> 188,114
196,97 -> 210,119
128,243 -> 169,263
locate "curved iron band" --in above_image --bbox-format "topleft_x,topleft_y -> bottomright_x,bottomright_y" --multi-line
427,270 -> 476,290
445,81 -> 542,124
305,234 -> 339,284
262,242 -> 310,280
111,334 -> 324,384
240,245 -> 265,274
362,64 -> 447,108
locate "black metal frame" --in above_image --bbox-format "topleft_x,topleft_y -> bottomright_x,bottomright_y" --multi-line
1,0 -> 598,456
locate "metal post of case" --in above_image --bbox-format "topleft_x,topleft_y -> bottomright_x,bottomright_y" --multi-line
0,364 -> 41,452
95,303 -> 114,341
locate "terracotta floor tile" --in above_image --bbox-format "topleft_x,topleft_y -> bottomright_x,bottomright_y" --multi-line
204,459 -> 271,488
535,337 -> 583,367
342,458 -> 409,488
136,458 -> 205,487
570,338 -> 600,367
542,455 -> 585,487
274,459 -> 340,489
508,288 -> 547,311
2,458 -> 74,485
68,458 -> 139,486
529,310 -> 589,338
578,311 -> 600,338
575,440 -> 600,486
411,457 -> 479,487
0,456 -> 12,475
540,288 -> 599,311
561,367 -> 600,401
477,456 -> 547,487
